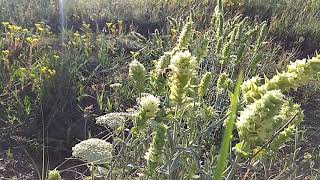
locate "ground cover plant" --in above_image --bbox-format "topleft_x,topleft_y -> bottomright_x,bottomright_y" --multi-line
0,0 -> 319,179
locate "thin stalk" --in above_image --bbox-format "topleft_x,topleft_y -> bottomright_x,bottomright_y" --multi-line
169,104 -> 179,179
226,155 -> 240,180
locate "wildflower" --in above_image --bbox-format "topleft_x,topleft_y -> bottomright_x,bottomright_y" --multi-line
1,22 -> 9,28
169,51 -> 197,104
193,37 -> 209,62
216,13 -> 224,39
173,21 -> 193,52
269,100 -> 304,151
72,138 -> 113,165
215,36 -> 224,55
73,31 -> 80,37
236,90 -> 285,151
131,94 -> 160,135
256,23 -> 267,46
145,123 -> 167,168
198,72 -> 212,97
96,112 -> 131,129
201,105 -> 216,120
47,170 -> 62,180
241,76 -> 262,104
262,55 -> 320,92
217,72 -> 233,91
48,69 -> 56,77
220,38 -> 232,65
235,19 -> 245,45
35,23 -> 45,33
155,52 -> 172,71
53,55 -> 60,60
1,50 -> 9,57
26,36 -> 39,45
139,94 -> 160,119
151,52 -> 172,92
128,59 -> 146,90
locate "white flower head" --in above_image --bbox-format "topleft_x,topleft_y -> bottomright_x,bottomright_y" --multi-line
72,138 -> 112,165
139,94 -> 160,119
169,51 -> 197,74
96,112 -> 132,129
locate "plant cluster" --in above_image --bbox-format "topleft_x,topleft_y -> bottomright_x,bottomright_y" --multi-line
0,0 -> 319,179
67,14 -> 320,179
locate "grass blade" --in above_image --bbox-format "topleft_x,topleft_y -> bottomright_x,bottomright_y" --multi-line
213,70 -> 243,180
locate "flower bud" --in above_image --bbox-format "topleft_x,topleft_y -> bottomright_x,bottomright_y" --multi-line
47,170 -> 62,180
145,123 -> 167,168
198,72 -> 212,97
128,59 -> 146,90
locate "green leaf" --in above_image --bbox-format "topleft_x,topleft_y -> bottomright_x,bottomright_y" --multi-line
213,70 -> 243,180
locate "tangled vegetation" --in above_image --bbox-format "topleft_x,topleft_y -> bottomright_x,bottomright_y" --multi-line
0,0 -> 319,179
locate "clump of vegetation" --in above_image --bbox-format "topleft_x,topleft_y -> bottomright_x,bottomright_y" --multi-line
67,17 -> 320,179
0,0 -> 319,179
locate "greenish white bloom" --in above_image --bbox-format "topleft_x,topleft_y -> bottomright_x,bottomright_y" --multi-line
128,59 -> 146,89
169,51 -> 197,104
96,112 -> 132,129
242,55 -> 320,100
237,90 -> 285,149
72,138 -> 112,165
139,94 -> 160,119
47,170 -> 62,180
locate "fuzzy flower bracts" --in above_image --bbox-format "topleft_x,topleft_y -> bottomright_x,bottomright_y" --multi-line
47,170 -> 62,180
132,94 -> 160,135
169,51 -> 197,104
129,59 -> 146,90
243,55 -> 320,103
237,90 -> 285,150
145,123 -> 167,169
236,55 -> 320,157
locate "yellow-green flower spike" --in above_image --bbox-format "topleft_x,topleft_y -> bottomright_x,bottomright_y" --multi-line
193,37 -> 209,63
217,72 -> 233,91
173,21 -> 193,52
236,90 -> 285,152
145,123 -> 167,169
262,55 -> 320,92
169,51 -> 197,104
139,94 -> 160,119
128,59 -> 146,91
132,94 -> 160,135
198,72 -> 212,97
216,13 -> 224,39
